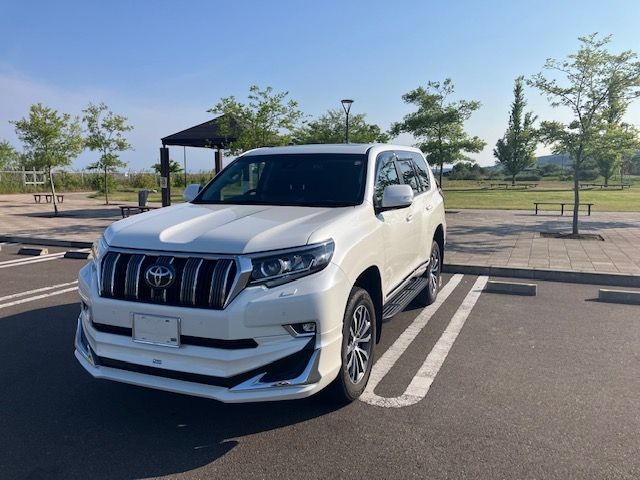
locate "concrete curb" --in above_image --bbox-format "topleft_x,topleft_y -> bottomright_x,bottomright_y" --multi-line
18,247 -> 48,256
598,289 -> 640,305
444,263 -> 640,288
64,251 -> 91,260
485,280 -> 537,296
0,235 -> 93,249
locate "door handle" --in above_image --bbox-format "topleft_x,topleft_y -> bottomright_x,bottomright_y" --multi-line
425,204 -> 433,211
406,214 -> 413,222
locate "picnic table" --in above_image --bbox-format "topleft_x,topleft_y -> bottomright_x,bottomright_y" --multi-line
579,183 -> 631,190
489,183 -> 538,189
533,202 -> 594,216
33,194 -> 64,203
119,205 -> 157,218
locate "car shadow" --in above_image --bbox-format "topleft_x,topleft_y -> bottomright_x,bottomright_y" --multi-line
0,303 -> 342,480
15,208 -> 122,219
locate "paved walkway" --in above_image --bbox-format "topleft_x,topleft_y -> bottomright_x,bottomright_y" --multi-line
1,193 -> 639,276
446,209 -> 640,275
0,192 -> 159,244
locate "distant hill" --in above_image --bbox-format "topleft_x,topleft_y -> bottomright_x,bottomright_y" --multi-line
537,153 -> 571,167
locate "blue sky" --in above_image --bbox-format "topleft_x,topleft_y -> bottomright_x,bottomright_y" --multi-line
1,0 -> 639,171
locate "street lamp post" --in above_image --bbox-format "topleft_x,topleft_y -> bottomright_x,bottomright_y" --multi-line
341,99 -> 353,143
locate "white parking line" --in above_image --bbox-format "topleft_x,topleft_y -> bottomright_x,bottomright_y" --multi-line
0,281 -> 78,303
361,275 -> 488,408
0,251 -> 67,266
0,248 -> 88,269
0,286 -> 79,310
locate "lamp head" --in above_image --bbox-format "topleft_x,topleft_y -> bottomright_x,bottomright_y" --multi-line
341,99 -> 354,114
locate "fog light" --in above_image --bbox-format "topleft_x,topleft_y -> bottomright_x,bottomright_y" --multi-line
301,322 -> 316,333
285,322 -> 316,337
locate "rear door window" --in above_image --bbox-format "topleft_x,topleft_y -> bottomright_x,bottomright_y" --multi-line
396,158 -> 421,194
411,153 -> 431,191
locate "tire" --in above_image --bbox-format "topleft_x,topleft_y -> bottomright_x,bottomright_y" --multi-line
328,287 -> 377,403
418,240 -> 442,306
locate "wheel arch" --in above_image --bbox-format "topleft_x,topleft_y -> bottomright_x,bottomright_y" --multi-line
353,266 -> 383,344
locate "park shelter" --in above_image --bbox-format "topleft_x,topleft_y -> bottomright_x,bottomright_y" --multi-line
159,115 -> 239,206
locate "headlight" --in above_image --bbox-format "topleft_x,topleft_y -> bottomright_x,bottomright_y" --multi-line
249,240 -> 335,287
91,235 -> 108,262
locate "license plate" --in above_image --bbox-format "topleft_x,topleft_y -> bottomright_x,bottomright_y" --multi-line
132,313 -> 180,347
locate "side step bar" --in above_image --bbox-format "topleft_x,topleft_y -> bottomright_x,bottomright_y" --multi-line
382,276 -> 429,320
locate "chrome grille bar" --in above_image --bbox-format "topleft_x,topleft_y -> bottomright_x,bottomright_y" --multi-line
124,254 -> 145,299
101,252 -> 121,296
180,258 -> 203,306
209,259 -> 234,309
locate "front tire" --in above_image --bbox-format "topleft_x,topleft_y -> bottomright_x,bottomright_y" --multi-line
328,287 -> 377,403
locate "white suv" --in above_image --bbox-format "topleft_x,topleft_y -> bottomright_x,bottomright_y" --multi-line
75,144 -> 446,403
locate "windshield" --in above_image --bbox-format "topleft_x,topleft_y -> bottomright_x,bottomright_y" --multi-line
194,153 -> 368,207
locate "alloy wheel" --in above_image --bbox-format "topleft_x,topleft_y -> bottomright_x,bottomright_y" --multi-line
346,304 -> 372,384
429,246 -> 440,294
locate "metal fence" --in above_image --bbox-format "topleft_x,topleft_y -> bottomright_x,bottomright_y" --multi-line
0,169 -> 214,194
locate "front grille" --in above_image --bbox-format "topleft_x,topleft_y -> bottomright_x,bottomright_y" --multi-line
100,251 -> 238,309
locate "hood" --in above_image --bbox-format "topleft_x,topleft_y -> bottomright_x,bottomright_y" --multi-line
104,203 -> 354,254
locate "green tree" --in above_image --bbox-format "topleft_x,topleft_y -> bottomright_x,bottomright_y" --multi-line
151,159 -> 183,174
12,104 -> 83,215
590,80 -> 640,185
293,109 -> 389,144
390,79 -> 486,186
83,102 -> 133,204
0,140 -> 20,170
493,77 -> 538,185
209,85 -> 303,154
529,33 -> 640,234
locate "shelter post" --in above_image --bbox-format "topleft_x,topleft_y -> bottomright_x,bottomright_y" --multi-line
160,146 -> 171,207
215,148 -> 223,175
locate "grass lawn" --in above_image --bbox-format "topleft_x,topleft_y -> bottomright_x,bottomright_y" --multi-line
442,177 -> 640,211
86,176 -> 640,212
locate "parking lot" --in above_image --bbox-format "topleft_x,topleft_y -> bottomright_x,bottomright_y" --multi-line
1,241 -> 639,479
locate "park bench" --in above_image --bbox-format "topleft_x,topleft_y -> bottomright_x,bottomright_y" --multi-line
533,202 -> 594,216
580,183 -> 631,190
119,205 -> 157,218
33,194 -> 64,203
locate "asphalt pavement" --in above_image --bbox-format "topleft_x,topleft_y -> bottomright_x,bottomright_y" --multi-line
0,242 -> 638,480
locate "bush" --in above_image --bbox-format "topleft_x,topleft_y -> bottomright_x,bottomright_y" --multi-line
514,174 -> 541,181
577,169 -> 599,181
90,173 -> 120,193
54,171 -> 83,191
128,173 -> 157,190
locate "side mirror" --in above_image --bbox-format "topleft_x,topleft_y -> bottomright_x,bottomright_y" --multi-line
381,184 -> 414,210
183,183 -> 202,202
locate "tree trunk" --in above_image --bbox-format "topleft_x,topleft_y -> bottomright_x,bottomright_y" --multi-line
572,165 -> 580,235
512,174 -> 516,186
48,166 -> 58,216
604,174 -> 609,187
104,167 -> 109,205
438,163 -> 443,188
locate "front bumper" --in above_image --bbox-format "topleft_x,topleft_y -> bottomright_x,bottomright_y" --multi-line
74,261 -> 349,402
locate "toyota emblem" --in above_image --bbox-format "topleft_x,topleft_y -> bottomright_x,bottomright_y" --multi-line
144,264 -> 176,289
